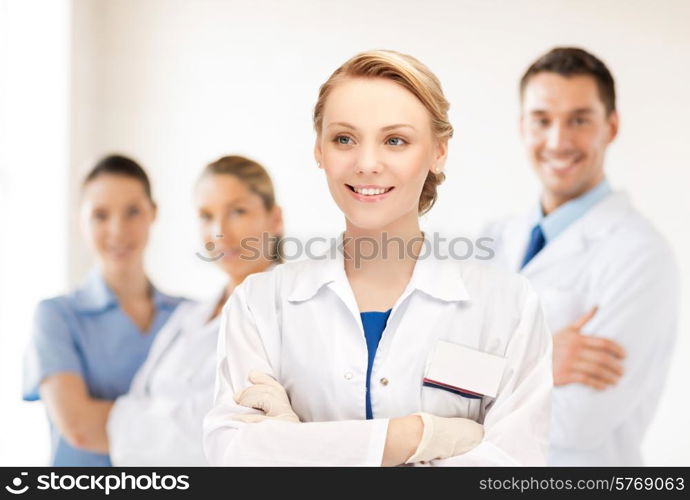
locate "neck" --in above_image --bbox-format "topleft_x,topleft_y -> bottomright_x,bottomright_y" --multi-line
101,262 -> 150,300
212,259 -> 274,321
225,258 -> 274,297
343,210 -> 423,277
542,173 -> 605,215
541,194 -> 565,215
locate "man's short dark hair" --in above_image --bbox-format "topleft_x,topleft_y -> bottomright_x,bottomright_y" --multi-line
520,47 -> 616,116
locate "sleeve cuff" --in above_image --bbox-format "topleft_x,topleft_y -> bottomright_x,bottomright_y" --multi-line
22,367 -> 84,401
364,418 -> 389,466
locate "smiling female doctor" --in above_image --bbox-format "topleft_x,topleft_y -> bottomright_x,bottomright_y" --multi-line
204,50 -> 553,466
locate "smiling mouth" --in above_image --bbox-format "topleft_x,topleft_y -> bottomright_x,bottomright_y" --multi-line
106,245 -> 134,257
541,155 -> 583,171
346,184 -> 394,196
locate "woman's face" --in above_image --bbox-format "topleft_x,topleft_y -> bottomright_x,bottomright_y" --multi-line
195,173 -> 282,280
80,174 -> 156,274
315,77 -> 447,232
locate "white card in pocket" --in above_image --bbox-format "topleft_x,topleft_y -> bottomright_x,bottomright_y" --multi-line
424,340 -> 507,398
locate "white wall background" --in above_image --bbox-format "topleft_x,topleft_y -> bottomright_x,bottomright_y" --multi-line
2,0 -> 688,465
0,0 -> 70,465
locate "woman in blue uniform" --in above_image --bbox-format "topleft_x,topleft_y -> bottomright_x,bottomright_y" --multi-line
23,155 -> 184,466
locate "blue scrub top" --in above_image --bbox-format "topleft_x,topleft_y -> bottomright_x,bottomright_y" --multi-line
22,270 -> 185,466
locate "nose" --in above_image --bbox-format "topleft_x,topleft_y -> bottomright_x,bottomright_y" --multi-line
545,122 -> 572,151
211,219 -> 223,240
355,141 -> 382,175
218,217 -> 239,244
107,214 -> 126,240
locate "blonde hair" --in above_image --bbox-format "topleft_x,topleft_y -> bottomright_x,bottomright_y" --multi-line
200,155 -> 282,262
313,50 -> 452,215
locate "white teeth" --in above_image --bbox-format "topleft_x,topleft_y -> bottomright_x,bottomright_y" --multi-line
544,157 -> 578,170
354,187 -> 389,195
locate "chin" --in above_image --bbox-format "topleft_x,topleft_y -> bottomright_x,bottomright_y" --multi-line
545,178 -> 588,201
102,257 -> 138,273
220,257 -> 260,277
215,259 -> 239,275
345,213 -> 397,232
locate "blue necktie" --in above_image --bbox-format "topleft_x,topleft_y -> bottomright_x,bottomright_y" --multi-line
520,224 -> 546,269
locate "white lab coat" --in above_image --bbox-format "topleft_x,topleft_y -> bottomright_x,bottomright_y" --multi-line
481,191 -> 680,466
107,296 -> 222,466
203,234 -> 553,466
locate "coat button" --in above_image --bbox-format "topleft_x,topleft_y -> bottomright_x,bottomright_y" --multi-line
379,377 -> 389,386
344,372 -> 353,380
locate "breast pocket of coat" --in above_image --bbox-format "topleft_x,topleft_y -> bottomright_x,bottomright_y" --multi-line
418,339 -> 506,423
420,383 -> 483,422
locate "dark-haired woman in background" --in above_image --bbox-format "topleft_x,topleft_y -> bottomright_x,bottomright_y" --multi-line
23,155 -> 185,466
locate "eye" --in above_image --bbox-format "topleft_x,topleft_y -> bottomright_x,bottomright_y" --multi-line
126,206 -> 141,217
334,135 -> 354,145
93,210 -> 107,221
386,137 -> 406,146
228,207 -> 247,219
571,116 -> 589,126
535,117 -> 550,127
198,211 -> 212,222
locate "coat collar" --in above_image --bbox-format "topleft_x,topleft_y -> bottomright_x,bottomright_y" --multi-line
537,178 -> 612,243
521,191 -> 633,276
287,232 -> 471,304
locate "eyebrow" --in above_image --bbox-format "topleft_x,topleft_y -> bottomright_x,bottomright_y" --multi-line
198,199 -> 249,211
326,121 -> 417,132
91,199 -> 144,209
529,108 -> 595,116
223,199 -> 250,208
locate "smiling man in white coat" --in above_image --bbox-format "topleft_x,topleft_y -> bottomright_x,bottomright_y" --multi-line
482,47 -> 679,466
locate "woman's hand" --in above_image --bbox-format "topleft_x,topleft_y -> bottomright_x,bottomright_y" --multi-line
382,412 -> 484,466
405,412 -> 484,464
232,371 -> 300,423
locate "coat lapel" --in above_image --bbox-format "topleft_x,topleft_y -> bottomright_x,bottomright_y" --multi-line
521,192 -> 632,278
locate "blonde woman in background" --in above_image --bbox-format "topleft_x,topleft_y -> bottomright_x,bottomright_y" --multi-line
107,155 -> 283,465
204,51 -> 553,466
